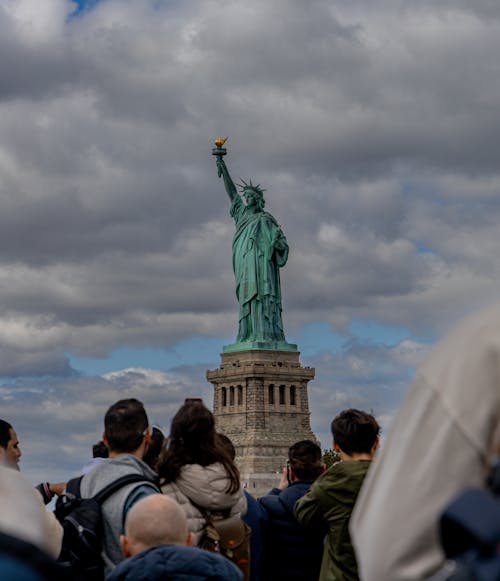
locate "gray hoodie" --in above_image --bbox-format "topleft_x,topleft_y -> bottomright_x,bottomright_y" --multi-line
79,454 -> 158,574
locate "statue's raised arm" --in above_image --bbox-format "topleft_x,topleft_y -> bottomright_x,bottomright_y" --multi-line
212,137 -> 237,201
217,157 -> 237,202
211,137 -> 297,353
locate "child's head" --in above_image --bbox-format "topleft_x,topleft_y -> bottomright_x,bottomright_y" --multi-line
331,409 -> 380,456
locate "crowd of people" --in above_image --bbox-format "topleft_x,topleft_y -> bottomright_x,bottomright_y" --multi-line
2,301 -> 500,580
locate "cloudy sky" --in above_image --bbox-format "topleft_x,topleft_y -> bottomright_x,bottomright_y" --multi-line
2,0 -> 500,484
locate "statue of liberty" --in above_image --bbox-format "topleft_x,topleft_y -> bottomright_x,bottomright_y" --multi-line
213,138 -> 296,352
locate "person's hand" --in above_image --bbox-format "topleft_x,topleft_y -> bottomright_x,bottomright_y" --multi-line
49,482 -> 67,496
278,465 -> 289,490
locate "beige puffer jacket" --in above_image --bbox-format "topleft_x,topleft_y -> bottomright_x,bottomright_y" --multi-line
161,462 -> 247,544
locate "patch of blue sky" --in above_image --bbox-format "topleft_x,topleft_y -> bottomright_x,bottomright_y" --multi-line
68,335 -> 232,375
289,322 -> 346,357
348,318 -> 411,346
68,0 -> 101,19
415,242 -> 435,254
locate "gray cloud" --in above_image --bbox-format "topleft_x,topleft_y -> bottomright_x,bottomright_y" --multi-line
0,0 -> 500,393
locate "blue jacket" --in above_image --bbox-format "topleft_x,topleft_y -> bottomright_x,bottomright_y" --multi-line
242,491 -> 266,581
258,481 -> 326,581
0,531 -> 65,581
106,544 -> 243,581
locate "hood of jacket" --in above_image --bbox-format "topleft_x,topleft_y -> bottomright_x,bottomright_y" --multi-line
174,462 -> 241,511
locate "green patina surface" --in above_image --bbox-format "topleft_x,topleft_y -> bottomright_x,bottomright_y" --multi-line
214,145 -> 297,352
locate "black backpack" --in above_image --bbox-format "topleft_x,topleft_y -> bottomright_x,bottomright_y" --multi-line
55,473 -> 156,581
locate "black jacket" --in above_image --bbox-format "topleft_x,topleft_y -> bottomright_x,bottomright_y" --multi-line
258,481 -> 325,581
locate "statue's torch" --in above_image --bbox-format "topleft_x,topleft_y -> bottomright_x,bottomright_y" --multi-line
212,137 -> 228,177
212,137 -> 228,158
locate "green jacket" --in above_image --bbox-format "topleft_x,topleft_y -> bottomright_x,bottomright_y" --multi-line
294,460 -> 371,581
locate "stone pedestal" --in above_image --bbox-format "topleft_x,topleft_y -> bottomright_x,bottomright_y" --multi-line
206,349 -> 316,497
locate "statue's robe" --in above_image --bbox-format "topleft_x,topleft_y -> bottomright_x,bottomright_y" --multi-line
230,195 -> 289,343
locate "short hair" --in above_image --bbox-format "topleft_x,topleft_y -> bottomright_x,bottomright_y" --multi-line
0,419 -> 13,449
125,494 -> 188,549
331,409 -> 380,455
104,399 -> 148,453
288,440 -> 323,480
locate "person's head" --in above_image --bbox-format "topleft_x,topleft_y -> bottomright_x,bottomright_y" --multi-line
92,440 -> 109,459
0,420 -> 21,471
331,409 -> 380,459
120,494 -> 191,557
288,440 -> 323,481
142,426 -> 166,470
103,399 -> 150,457
157,399 -> 240,493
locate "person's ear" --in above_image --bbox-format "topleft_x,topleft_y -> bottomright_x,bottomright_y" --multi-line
120,534 -> 132,558
333,442 -> 341,453
185,532 -> 194,547
143,427 -> 151,447
371,436 -> 380,454
102,433 -> 110,449
321,463 -> 327,474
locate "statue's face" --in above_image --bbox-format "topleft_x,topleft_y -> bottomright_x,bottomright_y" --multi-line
244,189 -> 262,209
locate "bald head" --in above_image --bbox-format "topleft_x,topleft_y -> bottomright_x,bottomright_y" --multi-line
121,494 -> 190,557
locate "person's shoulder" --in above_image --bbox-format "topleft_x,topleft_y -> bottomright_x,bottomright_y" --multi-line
109,545 -> 242,581
258,489 -> 284,512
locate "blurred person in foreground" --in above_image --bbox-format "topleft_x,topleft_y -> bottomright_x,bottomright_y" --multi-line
107,494 -> 242,581
0,419 -> 63,556
350,302 -> 500,580
295,409 -> 380,581
0,466 -> 65,580
259,439 -> 326,581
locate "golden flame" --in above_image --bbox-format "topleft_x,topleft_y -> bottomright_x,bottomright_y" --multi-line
214,137 -> 228,148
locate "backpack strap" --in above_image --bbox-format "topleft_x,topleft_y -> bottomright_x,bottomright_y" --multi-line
65,475 -> 84,499
92,474 -> 157,505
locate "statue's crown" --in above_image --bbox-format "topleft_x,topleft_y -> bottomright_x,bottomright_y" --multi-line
237,179 -> 266,196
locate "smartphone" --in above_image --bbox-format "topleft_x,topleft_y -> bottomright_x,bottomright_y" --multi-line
286,460 -> 291,485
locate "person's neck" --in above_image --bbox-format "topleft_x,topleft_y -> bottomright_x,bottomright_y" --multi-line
108,448 -> 144,460
339,451 -> 373,462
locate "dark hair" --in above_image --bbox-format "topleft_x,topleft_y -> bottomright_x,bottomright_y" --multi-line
331,409 -> 380,455
104,398 -> 149,453
288,440 -> 323,481
157,400 -> 240,494
0,419 -> 13,449
143,426 -> 166,470
92,440 -> 109,459
217,433 -> 236,460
